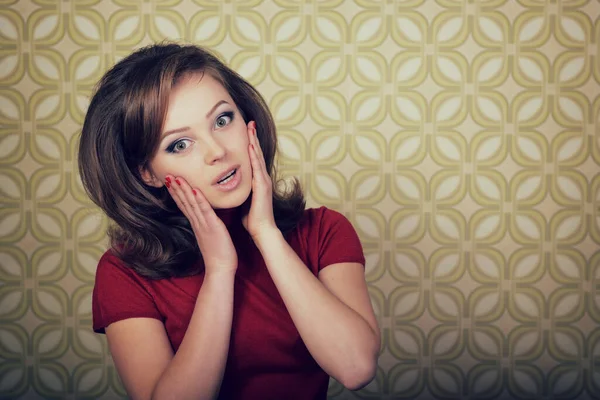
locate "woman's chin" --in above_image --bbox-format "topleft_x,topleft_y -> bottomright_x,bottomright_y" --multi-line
210,188 -> 251,210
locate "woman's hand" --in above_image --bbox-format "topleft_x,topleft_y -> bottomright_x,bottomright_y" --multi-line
166,176 -> 237,275
242,121 -> 278,241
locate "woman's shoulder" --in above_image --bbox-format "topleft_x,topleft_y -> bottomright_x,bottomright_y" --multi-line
92,250 -> 163,334
97,248 -> 127,271
95,248 -> 148,283
294,206 -> 354,234
300,205 -> 349,221
291,206 -> 365,269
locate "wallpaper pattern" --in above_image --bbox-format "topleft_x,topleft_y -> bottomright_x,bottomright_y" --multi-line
0,0 -> 599,399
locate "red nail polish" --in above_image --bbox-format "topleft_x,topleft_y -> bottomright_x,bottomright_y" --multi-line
166,176 -> 171,183
193,189 -> 197,195
165,181 -> 171,188
175,178 -> 181,186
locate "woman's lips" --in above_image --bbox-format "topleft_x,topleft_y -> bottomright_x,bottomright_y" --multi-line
214,168 -> 241,191
212,165 -> 240,185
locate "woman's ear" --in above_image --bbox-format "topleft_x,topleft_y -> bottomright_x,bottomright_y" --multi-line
140,166 -> 162,188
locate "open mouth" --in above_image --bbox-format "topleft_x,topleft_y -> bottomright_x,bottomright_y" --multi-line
217,169 -> 237,185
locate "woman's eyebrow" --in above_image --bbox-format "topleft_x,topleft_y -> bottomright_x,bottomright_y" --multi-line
161,126 -> 190,140
205,100 -> 229,118
161,100 -> 230,139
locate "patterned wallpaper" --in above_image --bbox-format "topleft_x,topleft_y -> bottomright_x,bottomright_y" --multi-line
1,0 -> 599,399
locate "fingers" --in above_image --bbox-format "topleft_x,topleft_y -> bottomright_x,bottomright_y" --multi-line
167,175 -> 204,227
248,121 -> 267,171
248,122 -> 270,186
166,175 -> 213,229
248,139 -> 270,190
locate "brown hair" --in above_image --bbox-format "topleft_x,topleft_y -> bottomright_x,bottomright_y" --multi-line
78,42 -> 305,279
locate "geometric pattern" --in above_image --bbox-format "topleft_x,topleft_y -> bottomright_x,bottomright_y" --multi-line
0,0 -> 599,399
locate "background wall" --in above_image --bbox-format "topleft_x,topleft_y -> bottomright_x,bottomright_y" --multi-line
1,0 -> 599,399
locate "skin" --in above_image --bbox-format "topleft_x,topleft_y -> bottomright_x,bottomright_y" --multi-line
108,73 -> 380,400
141,73 -> 253,272
141,73 -> 253,212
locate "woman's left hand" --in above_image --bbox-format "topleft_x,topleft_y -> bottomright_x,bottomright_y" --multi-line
242,121 -> 278,240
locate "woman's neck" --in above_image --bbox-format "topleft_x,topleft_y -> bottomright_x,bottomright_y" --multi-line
214,198 -> 251,232
215,206 -> 242,227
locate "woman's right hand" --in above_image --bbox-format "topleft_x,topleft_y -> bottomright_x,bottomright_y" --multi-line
166,175 -> 237,275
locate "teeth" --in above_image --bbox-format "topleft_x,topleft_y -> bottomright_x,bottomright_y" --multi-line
218,169 -> 236,184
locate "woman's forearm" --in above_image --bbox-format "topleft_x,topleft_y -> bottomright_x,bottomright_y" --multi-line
254,229 -> 378,389
152,271 -> 235,400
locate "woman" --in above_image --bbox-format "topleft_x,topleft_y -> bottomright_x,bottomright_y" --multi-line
79,43 -> 379,400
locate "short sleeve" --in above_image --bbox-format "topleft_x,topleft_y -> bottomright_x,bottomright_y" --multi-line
92,251 -> 162,334
317,207 -> 366,270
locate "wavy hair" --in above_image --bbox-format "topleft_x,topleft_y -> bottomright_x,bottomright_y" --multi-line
78,43 -> 305,279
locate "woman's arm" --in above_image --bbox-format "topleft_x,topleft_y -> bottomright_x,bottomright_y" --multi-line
106,271 -> 235,400
105,176 -> 240,400
254,228 -> 380,390
241,122 -> 379,389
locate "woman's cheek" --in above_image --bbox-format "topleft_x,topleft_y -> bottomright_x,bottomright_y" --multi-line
185,177 -> 206,191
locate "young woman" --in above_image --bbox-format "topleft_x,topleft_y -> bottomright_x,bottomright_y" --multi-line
78,43 -> 379,400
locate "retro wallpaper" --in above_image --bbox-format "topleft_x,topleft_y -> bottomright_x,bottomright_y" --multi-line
0,0 -> 599,399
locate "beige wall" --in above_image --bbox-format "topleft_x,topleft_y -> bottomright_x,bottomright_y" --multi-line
1,0 -> 599,399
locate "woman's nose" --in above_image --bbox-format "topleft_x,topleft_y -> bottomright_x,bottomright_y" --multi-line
203,138 -> 226,164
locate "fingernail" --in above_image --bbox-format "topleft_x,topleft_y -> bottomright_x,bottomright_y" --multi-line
165,181 -> 171,188
192,189 -> 197,195
175,178 -> 181,186
166,176 -> 171,183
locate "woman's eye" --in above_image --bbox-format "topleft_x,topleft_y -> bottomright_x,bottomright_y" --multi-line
167,139 -> 191,153
215,112 -> 234,129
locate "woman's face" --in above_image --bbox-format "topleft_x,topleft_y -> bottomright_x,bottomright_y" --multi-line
142,73 -> 253,209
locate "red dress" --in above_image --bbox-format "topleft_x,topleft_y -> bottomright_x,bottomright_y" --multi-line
93,206 -> 365,400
